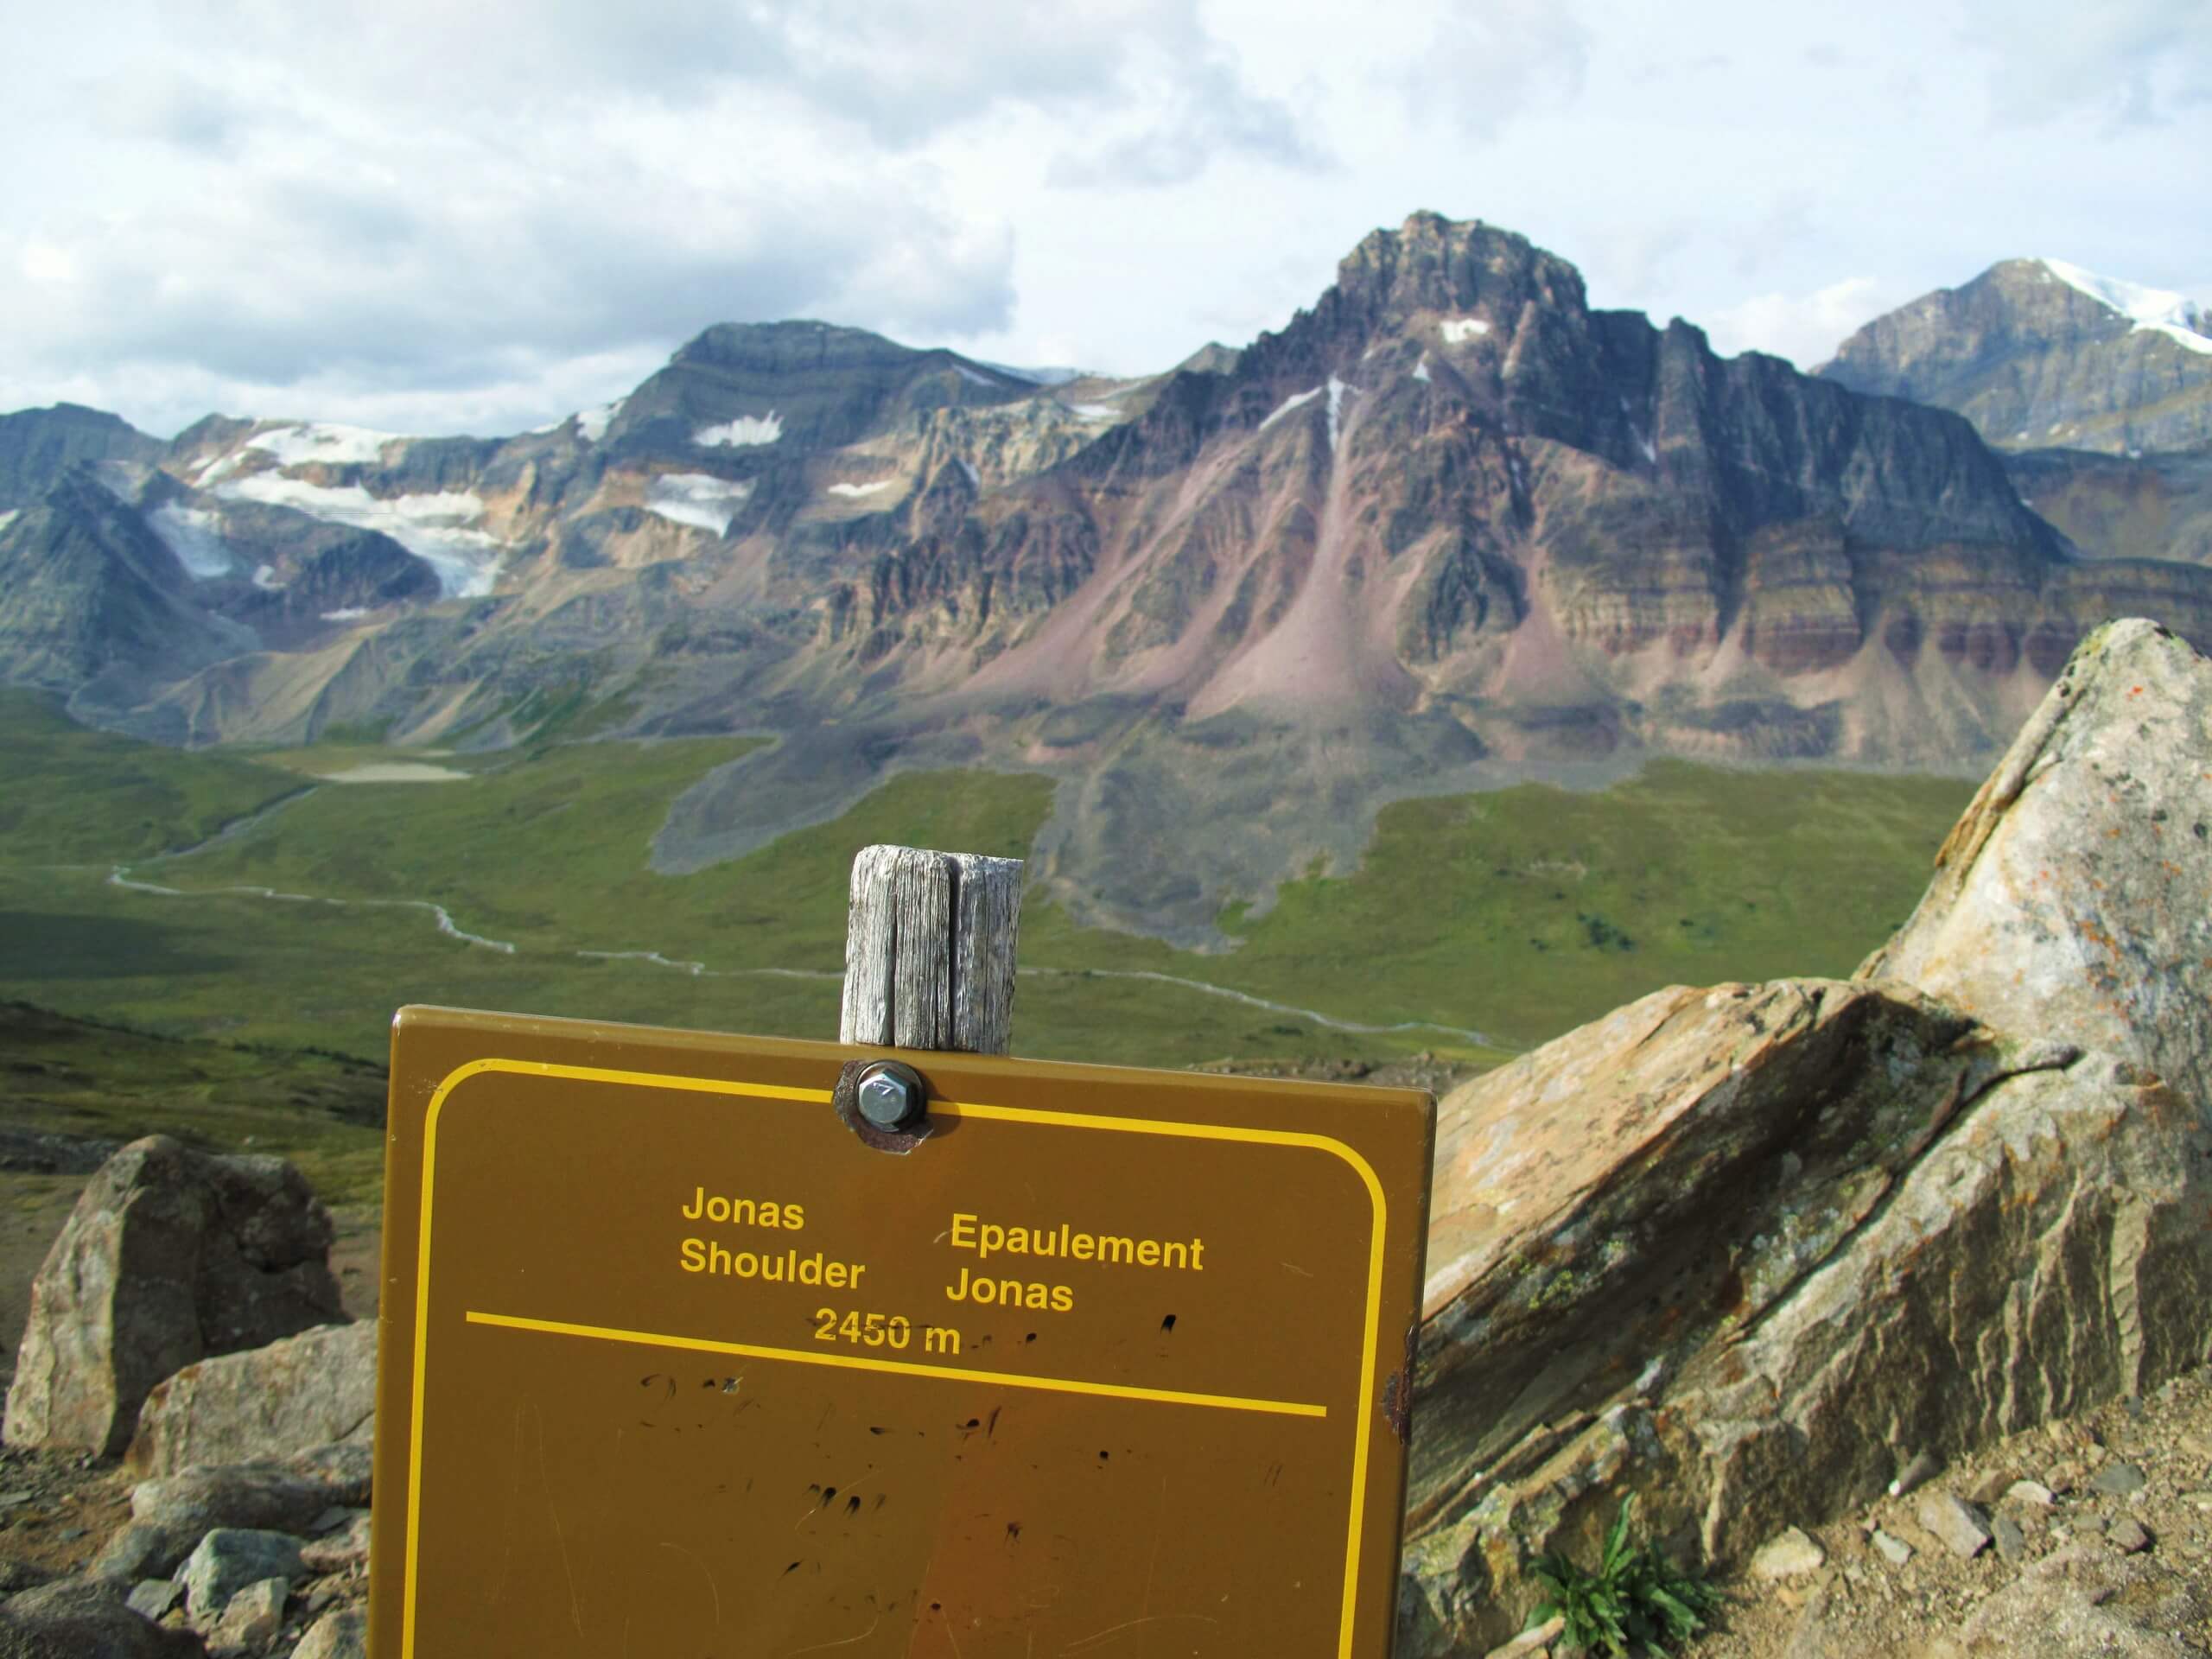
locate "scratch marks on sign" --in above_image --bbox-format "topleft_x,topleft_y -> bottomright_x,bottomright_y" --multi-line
658,1539 -> 724,1628
530,1398 -> 584,1637
784,1613 -> 883,1655
1058,1613 -> 1223,1652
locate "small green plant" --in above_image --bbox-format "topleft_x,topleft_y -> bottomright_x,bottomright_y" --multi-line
1528,1496 -> 1721,1656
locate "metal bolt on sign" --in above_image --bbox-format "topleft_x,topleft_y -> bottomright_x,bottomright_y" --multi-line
854,1059 -> 926,1131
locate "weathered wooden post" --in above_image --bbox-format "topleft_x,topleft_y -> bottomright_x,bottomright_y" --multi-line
838,844 -> 1022,1054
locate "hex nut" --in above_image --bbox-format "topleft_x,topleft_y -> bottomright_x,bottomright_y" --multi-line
855,1064 -> 924,1131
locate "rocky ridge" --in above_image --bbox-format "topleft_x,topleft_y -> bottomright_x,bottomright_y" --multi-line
1820,257 -> 2212,458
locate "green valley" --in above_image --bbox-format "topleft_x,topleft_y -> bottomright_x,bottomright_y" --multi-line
0,689 -> 1974,1075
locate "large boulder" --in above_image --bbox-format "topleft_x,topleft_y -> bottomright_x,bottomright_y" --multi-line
1859,616 -> 2212,1100
3,1137 -> 341,1458
1402,620 -> 2212,1653
128,1321 -> 375,1478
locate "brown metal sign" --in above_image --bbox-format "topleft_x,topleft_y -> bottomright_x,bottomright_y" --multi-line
370,1007 -> 1434,1659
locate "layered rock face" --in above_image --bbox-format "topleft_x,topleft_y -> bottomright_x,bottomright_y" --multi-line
12,217 -> 2212,936
1401,619 -> 2212,1652
1820,257 -> 2212,457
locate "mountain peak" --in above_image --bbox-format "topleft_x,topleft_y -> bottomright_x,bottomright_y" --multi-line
2031,257 -> 2212,353
1332,212 -> 1588,327
1820,256 -> 2212,454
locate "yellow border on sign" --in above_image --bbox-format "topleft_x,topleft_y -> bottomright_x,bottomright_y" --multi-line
403,1058 -> 1391,1659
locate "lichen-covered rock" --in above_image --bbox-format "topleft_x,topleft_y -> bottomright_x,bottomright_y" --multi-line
175,1532 -> 301,1624
128,1321 -> 374,1478
3,1137 -> 341,1458
1861,616 -> 2212,1092
1402,620 -> 2212,1653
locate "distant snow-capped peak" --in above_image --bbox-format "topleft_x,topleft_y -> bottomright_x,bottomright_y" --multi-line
2037,257 -> 2212,357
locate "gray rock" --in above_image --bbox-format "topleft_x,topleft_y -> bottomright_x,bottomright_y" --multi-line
0,1560 -> 54,1598
175,1532 -> 301,1624
96,1444 -> 371,1581
1992,1513 -> 2027,1563
1400,622 -> 2212,1651
290,1606 -> 365,1659
2005,1479 -> 2056,1510
0,1574 -> 205,1656
127,1322 -> 373,1479
1918,1492 -> 1993,1559
1750,1526 -> 1827,1580
2110,1517 -> 2152,1554
124,1580 -> 179,1621
1872,1529 -> 1914,1567
2090,1460 -> 2148,1497
202,1578 -> 284,1657
3,1137 -> 341,1457
296,1514 -> 369,1577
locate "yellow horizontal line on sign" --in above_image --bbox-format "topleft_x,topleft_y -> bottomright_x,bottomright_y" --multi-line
465,1309 -> 1328,1420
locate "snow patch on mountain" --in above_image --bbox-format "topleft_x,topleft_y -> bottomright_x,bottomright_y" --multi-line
1326,376 -> 1351,449
576,399 -> 624,443
953,365 -> 1005,388
194,450 -> 245,486
956,458 -> 980,487
827,480 -> 894,498
148,504 -> 235,579
646,473 -> 753,534
321,607 -> 368,621
696,412 -> 783,447
1260,385 -> 1323,429
249,423 -> 404,467
1440,317 -> 1491,343
213,475 -> 501,596
2039,258 -> 2212,357
252,564 -> 282,590
1071,404 -> 1119,420
1412,356 -> 1431,383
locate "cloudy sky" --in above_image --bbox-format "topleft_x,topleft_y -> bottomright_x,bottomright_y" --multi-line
9,0 -> 2208,439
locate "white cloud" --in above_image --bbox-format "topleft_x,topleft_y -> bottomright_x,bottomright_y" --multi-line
1396,0 -> 1594,142
2,0 -> 2209,438
1704,278 -> 1897,369
1962,0 -> 2208,128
